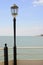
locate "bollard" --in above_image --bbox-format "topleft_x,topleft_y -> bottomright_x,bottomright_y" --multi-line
4,43 -> 8,65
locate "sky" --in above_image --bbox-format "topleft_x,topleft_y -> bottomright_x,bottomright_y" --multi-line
0,0 -> 43,36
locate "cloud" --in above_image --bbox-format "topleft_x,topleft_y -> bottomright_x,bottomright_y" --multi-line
16,26 -> 43,36
21,0 -> 27,3
32,0 -> 43,7
0,27 -> 13,36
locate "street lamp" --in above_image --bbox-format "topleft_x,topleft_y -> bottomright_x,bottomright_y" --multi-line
11,4 -> 18,65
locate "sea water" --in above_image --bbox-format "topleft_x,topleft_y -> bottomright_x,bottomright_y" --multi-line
0,36 -> 43,61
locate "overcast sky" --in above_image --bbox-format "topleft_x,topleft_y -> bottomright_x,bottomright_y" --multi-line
0,0 -> 43,36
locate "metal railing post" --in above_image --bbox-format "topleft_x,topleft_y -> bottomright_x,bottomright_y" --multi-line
4,43 -> 8,65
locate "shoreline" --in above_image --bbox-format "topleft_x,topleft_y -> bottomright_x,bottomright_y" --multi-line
0,60 -> 43,65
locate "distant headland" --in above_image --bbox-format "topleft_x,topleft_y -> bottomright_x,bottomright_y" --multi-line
40,34 -> 43,36
35,34 -> 43,36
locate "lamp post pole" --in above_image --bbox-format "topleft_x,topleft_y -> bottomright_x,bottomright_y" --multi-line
13,17 -> 17,65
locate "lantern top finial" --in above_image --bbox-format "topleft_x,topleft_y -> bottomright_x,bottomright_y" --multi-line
11,4 -> 18,9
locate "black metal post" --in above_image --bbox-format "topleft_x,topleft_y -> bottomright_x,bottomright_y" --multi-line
4,44 -> 8,65
13,17 -> 17,65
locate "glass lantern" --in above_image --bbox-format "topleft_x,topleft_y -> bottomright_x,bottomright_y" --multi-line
11,4 -> 18,17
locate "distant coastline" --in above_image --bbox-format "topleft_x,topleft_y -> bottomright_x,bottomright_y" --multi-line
40,34 -> 43,36
35,34 -> 43,36
36,34 -> 43,37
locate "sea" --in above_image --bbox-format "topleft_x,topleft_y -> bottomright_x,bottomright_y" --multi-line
0,36 -> 43,61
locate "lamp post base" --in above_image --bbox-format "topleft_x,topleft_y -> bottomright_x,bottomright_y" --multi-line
14,46 -> 17,65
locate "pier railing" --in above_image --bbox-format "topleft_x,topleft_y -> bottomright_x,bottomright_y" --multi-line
0,47 -> 43,64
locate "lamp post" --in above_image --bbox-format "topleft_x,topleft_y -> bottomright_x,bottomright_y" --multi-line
11,4 -> 18,65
